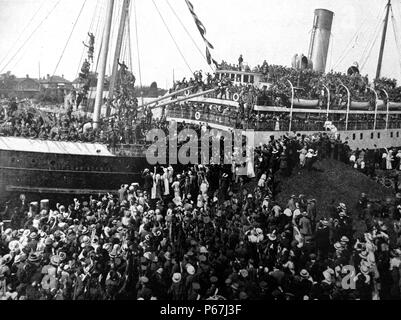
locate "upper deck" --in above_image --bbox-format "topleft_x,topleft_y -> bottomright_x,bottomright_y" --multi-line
215,68 -> 266,88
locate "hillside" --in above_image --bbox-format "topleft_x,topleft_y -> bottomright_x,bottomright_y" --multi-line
274,159 -> 394,219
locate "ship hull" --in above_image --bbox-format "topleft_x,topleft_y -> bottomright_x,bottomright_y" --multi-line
0,148 -> 149,203
1,127 -> 400,203
250,128 -> 401,150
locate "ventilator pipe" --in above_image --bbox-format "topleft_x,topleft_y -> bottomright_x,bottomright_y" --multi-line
339,82 -> 350,130
288,80 -> 294,133
367,87 -> 379,130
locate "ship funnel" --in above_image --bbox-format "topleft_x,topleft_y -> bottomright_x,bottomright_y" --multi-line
308,9 -> 334,73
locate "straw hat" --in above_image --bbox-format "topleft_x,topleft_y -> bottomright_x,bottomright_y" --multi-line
186,264 -> 195,275
172,273 -> 182,283
300,269 -> 310,279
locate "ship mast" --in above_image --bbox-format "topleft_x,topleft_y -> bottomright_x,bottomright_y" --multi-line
107,0 -> 131,117
93,0 -> 115,130
376,0 -> 391,79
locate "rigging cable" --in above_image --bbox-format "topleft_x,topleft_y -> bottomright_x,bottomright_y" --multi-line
331,11 -> 374,70
75,0 -> 100,78
0,0 -> 62,74
360,19 -> 383,71
92,0 -> 106,74
390,7 -> 401,79
126,11 -> 133,72
52,0 -> 88,77
0,0 -> 47,69
151,0 -> 193,74
108,0 -> 123,76
328,33 -> 334,71
359,9 -> 386,71
358,5 -> 387,68
165,0 -> 214,72
133,0 -> 143,88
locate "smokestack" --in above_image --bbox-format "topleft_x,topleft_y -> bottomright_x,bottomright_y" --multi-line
308,9 -> 334,73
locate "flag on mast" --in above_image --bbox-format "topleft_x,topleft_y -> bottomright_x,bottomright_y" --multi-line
184,0 -> 218,67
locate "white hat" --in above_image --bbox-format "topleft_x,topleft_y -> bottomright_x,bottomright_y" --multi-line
323,270 -> 332,282
172,273 -> 182,283
360,265 -> 369,275
284,208 -> 292,217
268,232 -> 277,241
300,269 -> 309,278
186,264 -> 195,275
200,246 -> 208,254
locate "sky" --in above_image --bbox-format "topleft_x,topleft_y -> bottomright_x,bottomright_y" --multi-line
0,0 -> 400,88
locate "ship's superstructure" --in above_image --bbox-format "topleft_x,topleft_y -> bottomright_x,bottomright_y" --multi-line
0,0 -> 401,201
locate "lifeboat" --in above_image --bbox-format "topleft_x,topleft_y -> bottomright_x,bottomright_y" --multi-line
388,101 -> 401,111
291,98 -> 319,108
350,101 -> 371,110
376,99 -> 387,111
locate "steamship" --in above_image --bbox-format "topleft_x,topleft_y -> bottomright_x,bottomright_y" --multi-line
1,2 -> 401,202
163,6 -> 401,151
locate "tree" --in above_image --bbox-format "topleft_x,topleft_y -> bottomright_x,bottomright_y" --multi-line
150,81 -> 158,90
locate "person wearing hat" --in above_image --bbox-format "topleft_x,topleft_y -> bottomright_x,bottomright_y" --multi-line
142,169 -> 153,197
315,219 -> 331,259
205,276 -> 219,298
25,232 -> 39,253
306,199 -> 317,228
185,264 -> 196,291
187,282 -> 201,300
136,276 -> 152,300
298,211 -> 312,240
168,273 -> 185,300
305,148 -> 318,171
354,265 -> 373,300
287,195 -> 297,212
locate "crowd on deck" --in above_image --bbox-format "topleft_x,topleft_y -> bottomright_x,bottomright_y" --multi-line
0,130 -> 401,300
2,56 -> 401,148
0,98 -> 154,147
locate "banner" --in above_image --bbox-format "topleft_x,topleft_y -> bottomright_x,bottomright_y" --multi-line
185,0 -> 218,67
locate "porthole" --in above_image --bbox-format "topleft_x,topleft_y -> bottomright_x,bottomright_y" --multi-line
371,132 -> 374,139
377,132 -> 381,139
352,133 -> 356,140
360,133 -> 363,140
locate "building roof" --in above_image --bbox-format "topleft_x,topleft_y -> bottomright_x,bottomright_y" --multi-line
15,77 -> 40,84
40,75 -> 72,84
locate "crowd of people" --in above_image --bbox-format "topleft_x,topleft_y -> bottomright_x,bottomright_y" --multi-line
2,55 -> 401,150
216,57 -> 375,103
0,103 -> 152,147
0,129 -> 401,300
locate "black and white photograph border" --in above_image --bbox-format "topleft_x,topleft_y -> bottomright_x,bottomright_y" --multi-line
0,0 -> 400,306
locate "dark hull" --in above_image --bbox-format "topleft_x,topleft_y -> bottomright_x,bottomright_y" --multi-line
0,148 -> 149,203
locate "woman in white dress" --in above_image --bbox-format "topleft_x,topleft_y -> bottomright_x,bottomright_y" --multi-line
385,148 -> 394,170
396,150 -> 401,170
162,167 -> 170,196
151,168 -> 157,200
274,117 -> 280,131
171,176 -> 181,199
199,176 -> 209,201
298,146 -> 307,168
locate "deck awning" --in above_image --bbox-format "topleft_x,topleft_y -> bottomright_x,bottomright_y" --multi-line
0,137 -> 115,156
